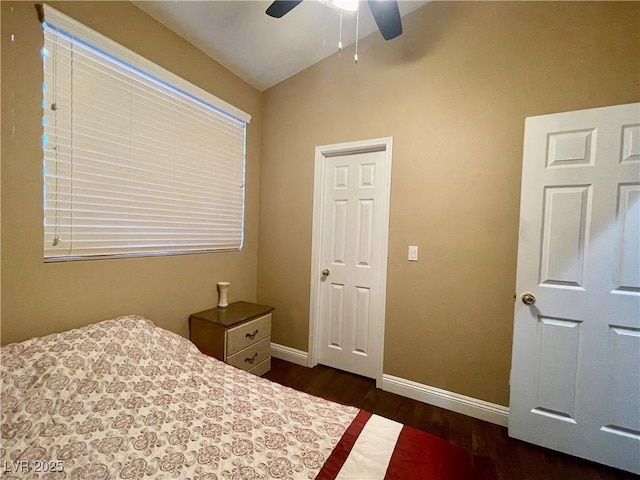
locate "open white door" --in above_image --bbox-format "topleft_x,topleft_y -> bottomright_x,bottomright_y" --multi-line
309,138 -> 392,385
509,103 -> 640,474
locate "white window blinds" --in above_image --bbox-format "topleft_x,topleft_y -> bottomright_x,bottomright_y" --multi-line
41,5 -> 250,261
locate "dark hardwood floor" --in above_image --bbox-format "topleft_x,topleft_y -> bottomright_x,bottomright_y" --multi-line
264,358 -> 638,480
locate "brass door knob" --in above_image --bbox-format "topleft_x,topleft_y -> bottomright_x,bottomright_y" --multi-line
321,268 -> 330,277
521,293 -> 536,305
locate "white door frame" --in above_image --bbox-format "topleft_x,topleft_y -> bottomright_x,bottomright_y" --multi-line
308,136 -> 393,388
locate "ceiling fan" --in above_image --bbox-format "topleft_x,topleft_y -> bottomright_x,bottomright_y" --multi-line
265,0 -> 403,41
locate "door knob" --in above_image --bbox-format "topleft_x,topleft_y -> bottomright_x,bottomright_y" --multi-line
521,292 -> 536,305
321,268 -> 330,277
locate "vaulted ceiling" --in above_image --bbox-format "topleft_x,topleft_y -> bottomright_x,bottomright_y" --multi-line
134,1 -> 429,91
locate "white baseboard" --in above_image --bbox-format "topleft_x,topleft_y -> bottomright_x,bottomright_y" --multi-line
382,374 -> 509,427
268,346 -> 509,426
270,343 -> 309,367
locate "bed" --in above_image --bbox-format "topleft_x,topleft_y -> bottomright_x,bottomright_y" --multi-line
1,315 -> 476,479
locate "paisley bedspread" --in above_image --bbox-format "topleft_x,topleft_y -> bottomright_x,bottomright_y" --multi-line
0,316 -> 358,480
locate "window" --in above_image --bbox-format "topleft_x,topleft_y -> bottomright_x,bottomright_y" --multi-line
41,5 -> 251,261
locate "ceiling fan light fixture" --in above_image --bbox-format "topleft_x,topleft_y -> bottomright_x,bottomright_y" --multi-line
266,0 -> 402,41
328,0 -> 359,12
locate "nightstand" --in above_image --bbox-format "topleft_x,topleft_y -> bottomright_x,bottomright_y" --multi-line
189,301 -> 275,376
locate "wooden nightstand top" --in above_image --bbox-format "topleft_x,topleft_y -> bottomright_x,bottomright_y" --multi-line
189,301 -> 274,328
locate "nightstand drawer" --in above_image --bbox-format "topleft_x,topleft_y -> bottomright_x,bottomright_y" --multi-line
225,313 -> 271,356
226,337 -> 271,371
249,357 -> 271,377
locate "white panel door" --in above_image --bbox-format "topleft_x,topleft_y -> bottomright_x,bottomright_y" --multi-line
509,103 -> 640,474
316,149 -> 389,379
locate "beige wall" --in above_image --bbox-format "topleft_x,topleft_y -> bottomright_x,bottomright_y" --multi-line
257,1 -> 640,406
1,2 -> 262,344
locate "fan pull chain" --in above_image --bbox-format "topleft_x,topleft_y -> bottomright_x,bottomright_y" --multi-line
338,9 -> 343,55
354,6 -> 359,64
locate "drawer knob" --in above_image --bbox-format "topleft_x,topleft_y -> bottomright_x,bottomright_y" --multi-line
245,352 -> 259,364
245,329 -> 259,340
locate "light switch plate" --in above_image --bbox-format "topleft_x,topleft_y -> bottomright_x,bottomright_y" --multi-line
408,245 -> 418,261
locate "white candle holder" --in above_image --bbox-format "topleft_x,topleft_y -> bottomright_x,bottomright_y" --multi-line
217,282 -> 230,308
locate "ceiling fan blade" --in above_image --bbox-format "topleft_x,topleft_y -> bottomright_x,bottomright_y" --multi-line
266,0 -> 304,18
367,0 -> 403,40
